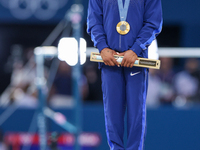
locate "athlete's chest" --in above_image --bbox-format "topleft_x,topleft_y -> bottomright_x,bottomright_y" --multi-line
102,0 -> 144,10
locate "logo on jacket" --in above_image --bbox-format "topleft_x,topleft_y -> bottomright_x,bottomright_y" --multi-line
130,71 -> 141,76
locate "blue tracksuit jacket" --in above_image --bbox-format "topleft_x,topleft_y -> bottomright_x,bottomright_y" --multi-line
87,0 -> 162,150
87,0 -> 162,58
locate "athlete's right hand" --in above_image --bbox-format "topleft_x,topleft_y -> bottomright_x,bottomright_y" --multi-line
100,48 -> 120,67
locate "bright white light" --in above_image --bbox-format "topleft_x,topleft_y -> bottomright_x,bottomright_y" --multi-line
58,38 -> 78,66
148,39 -> 159,60
80,38 -> 87,65
58,37 -> 87,66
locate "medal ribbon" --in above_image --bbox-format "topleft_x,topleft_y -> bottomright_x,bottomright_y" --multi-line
117,0 -> 130,22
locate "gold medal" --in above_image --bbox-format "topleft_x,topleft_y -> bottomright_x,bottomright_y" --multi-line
116,21 -> 130,35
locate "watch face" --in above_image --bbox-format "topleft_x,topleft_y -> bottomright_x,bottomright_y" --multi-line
9,0 -> 33,20
31,0 -> 59,20
0,0 -> 69,20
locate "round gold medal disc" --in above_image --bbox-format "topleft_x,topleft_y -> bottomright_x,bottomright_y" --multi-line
116,21 -> 130,35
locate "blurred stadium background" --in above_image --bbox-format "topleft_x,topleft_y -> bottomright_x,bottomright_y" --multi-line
0,0 -> 200,150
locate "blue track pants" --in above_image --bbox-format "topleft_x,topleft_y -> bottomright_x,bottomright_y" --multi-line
101,65 -> 148,150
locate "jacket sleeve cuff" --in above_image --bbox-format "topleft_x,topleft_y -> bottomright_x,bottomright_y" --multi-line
130,42 -> 142,56
96,40 -> 109,53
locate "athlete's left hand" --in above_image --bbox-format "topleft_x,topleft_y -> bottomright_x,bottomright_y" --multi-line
118,50 -> 138,68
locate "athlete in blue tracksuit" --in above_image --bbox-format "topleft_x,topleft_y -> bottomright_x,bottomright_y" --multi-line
87,0 -> 162,149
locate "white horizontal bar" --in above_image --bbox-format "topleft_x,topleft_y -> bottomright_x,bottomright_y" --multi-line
33,47 -> 200,58
158,48 -> 200,58
86,47 -> 99,56
34,46 -> 58,56
86,47 -> 200,58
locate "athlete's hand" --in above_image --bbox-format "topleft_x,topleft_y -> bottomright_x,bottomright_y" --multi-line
100,48 -> 120,66
118,50 -> 138,68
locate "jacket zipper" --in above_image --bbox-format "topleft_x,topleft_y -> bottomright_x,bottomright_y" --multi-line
119,35 -> 121,51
